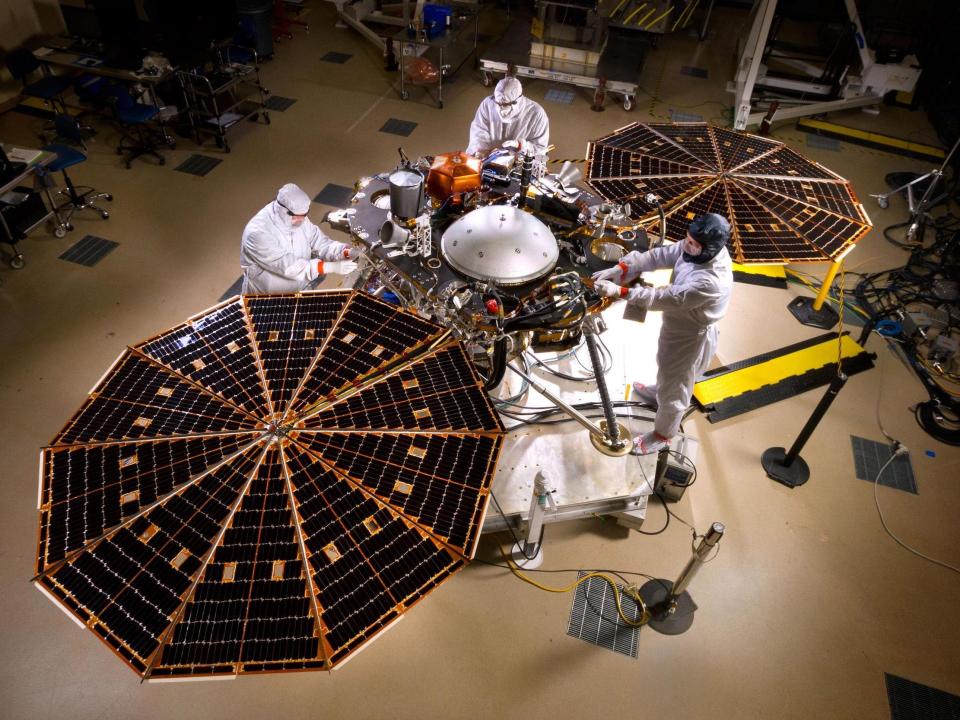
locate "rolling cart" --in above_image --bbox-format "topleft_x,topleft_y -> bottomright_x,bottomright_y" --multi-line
178,62 -> 270,152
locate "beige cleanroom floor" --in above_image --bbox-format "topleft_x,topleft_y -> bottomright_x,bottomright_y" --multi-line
1,3 -> 957,719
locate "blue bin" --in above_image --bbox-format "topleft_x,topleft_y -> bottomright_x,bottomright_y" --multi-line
423,4 -> 453,39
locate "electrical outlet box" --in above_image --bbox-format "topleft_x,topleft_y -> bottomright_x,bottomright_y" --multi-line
655,434 -> 698,502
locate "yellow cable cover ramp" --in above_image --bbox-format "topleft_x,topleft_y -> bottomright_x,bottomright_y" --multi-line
694,335 -> 864,406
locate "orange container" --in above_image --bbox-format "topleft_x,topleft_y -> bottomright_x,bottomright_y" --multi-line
426,152 -> 481,202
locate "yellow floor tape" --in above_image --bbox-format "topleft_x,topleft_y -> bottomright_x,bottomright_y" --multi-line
797,118 -> 945,160
694,335 -> 863,406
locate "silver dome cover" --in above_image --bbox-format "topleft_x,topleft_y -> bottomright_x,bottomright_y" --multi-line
440,206 -> 559,286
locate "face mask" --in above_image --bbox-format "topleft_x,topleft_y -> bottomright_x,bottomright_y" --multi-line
497,100 -> 519,121
682,237 -> 702,257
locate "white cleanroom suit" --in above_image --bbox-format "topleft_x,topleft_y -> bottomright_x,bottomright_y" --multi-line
593,214 -> 734,448
241,183 -> 353,294
466,77 -> 550,158
614,241 -> 733,437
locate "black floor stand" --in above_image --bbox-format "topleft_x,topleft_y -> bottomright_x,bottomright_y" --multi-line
788,296 -> 840,330
638,579 -> 698,635
762,372 -> 848,487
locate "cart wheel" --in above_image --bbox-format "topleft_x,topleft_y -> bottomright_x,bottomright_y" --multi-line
101,210 -> 110,219
481,71 -> 493,87
105,194 -> 114,201
877,196 -> 889,209
66,223 -> 74,232
10,255 -> 25,269
623,95 -> 634,111
166,138 -> 177,149
54,225 -> 67,239
400,90 -> 409,100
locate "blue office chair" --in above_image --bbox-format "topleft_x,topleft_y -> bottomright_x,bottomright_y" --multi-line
105,84 -> 165,168
41,114 -> 113,227
3,48 -> 73,114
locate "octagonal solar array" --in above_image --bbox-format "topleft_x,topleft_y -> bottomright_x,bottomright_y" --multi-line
34,290 -> 504,680
585,122 -> 872,263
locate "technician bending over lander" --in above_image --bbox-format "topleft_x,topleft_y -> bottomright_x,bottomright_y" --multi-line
592,213 -> 734,455
466,77 -> 550,158
241,183 -> 358,294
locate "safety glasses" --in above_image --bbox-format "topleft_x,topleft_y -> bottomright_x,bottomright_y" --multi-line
278,201 -> 307,218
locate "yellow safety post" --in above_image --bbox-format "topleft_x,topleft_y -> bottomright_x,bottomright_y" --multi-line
811,260 -> 841,312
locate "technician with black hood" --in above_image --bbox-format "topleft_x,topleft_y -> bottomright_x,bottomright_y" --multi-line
592,213 -> 734,455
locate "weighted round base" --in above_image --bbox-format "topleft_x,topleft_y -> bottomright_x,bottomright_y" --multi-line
915,401 -> 960,446
590,421 -> 633,457
788,296 -> 840,330
638,579 -> 697,635
511,542 -> 543,569
761,446 -> 810,488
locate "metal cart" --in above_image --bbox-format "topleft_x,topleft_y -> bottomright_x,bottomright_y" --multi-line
396,5 -> 479,108
177,62 -> 270,152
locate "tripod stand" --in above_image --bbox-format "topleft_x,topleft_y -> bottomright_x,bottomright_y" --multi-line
870,134 -> 960,245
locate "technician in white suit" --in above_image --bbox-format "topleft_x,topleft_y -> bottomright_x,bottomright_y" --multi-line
593,214 -> 734,455
241,183 -> 357,294
466,77 -> 550,158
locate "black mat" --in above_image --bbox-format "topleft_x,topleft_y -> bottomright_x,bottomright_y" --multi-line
321,51 -> 352,64
566,571 -> 640,658
59,235 -> 118,267
264,95 -> 297,112
732,270 -> 788,289
886,673 -> 960,720
680,65 -> 708,78
219,276 -> 244,301
174,155 -> 222,177
851,437 -> 917,493
313,183 -> 354,207
380,118 -> 418,137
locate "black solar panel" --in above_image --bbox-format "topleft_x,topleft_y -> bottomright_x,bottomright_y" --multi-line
53,352 -> 257,445
293,431 -> 501,554
283,445 -> 463,665
734,145 -> 839,180
37,290 -> 502,678
304,344 -> 502,433
38,434 -> 257,573
710,126 -> 781,171
245,291 -> 352,419
135,299 -> 272,418
586,122 -> 871,263
290,293 -> 445,414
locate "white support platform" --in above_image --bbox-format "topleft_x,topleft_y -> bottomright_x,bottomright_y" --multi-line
482,301 -> 663,533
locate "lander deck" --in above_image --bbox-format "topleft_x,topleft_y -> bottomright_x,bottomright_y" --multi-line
483,300 -> 662,531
